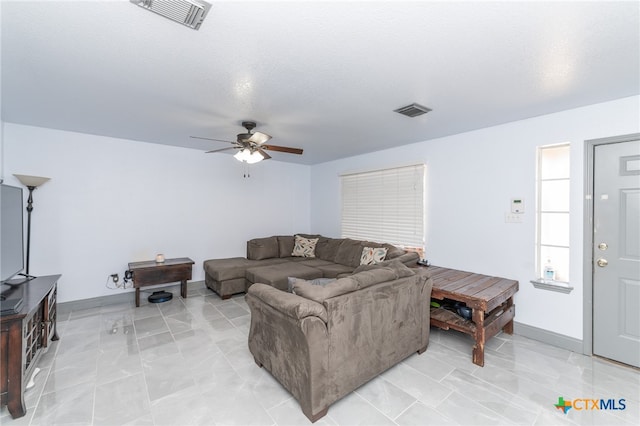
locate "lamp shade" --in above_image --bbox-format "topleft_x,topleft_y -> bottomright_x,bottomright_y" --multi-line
13,174 -> 50,188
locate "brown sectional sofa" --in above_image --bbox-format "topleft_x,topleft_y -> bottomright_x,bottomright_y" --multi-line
203,234 -> 420,298
246,261 -> 433,422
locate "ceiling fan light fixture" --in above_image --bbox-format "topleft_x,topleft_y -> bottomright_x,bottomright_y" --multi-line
234,149 -> 264,164
246,151 -> 264,164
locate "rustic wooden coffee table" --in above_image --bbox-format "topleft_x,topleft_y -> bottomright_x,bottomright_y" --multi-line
426,266 -> 519,366
128,257 -> 194,307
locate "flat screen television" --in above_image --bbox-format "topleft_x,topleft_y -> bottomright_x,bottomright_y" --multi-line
1,184 -> 25,282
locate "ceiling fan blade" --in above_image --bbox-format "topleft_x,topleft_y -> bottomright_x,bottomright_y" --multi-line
190,136 -> 235,144
247,131 -> 272,145
205,147 -> 239,154
262,144 -> 303,155
257,148 -> 272,160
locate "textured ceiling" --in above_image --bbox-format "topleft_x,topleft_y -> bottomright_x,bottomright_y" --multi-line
2,1 -> 639,165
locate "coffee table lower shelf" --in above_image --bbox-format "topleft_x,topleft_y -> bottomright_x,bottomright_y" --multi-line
425,266 -> 519,367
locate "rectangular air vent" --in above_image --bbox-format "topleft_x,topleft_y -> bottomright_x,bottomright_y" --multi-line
394,103 -> 432,118
131,0 -> 211,30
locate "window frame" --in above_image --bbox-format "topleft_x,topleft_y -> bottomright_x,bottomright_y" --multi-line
535,143 -> 571,284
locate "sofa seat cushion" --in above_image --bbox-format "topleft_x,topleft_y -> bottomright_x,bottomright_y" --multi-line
246,263 -> 324,291
204,257 -> 288,281
296,258 -> 335,268
314,263 -> 355,278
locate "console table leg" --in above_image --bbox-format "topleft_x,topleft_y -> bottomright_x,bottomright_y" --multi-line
135,288 -> 140,307
180,280 -> 187,299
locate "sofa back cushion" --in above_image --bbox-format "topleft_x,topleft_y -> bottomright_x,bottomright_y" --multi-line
247,236 -> 279,260
292,276 -> 358,303
277,236 -> 295,258
383,243 -> 406,259
315,237 -> 344,262
334,239 -> 365,267
350,268 -> 397,289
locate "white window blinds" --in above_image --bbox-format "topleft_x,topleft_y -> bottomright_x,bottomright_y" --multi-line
341,164 -> 425,249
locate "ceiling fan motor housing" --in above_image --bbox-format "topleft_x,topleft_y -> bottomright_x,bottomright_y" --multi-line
242,121 -> 257,132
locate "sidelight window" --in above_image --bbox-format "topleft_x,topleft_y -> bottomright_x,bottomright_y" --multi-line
536,144 -> 570,283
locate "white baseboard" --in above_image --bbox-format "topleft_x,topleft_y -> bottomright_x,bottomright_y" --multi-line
58,280 -> 206,314
514,321 -> 584,354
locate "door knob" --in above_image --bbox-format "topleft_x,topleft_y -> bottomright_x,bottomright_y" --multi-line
596,258 -> 608,267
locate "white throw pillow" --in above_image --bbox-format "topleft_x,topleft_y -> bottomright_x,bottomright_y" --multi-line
360,246 -> 388,265
291,235 -> 319,257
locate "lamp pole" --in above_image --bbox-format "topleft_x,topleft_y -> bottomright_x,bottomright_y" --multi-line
13,174 -> 50,277
24,185 -> 36,275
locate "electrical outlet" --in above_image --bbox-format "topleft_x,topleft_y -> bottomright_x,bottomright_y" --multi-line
505,213 -> 523,223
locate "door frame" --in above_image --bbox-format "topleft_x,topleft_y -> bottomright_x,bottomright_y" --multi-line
582,132 -> 640,356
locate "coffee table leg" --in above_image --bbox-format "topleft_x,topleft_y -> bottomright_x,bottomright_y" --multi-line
503,297 -> 515,334
472,308 -> 486,367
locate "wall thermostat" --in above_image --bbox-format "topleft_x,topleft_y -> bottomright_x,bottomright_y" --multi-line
511,198 -> 525,214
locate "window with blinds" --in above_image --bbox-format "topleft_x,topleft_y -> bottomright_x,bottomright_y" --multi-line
341,164 -> 425,251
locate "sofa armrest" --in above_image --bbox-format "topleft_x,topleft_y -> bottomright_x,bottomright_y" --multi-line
246,283 -> 331,421
247,283 -> 328,323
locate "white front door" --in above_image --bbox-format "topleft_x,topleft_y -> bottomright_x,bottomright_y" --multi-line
592,139 -> 640,368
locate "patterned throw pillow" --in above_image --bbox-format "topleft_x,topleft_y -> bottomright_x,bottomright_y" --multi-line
291,235 -> 319,257
360,246 -> 388,265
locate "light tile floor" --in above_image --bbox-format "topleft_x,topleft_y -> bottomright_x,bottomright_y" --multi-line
2,283 -> 638,426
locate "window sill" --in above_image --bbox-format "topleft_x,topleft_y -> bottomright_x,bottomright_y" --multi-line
530,279 -> 574,294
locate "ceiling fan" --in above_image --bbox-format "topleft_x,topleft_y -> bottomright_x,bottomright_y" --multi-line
191,121 -> 303,164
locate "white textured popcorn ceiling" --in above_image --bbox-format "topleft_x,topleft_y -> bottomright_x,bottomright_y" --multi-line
1,1 -> 638,164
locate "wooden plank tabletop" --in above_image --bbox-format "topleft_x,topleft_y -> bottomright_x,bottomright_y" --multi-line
128,257 -> 194,270
427,266 -> 518,310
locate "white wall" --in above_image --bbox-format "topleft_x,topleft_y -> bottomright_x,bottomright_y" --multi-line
310,95 -> 640,340
3,123 -> 311,303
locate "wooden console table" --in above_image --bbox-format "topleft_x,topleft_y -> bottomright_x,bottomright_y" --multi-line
1,274 -> 60,418
426,266 -> 518,366
128,257 -> 194,307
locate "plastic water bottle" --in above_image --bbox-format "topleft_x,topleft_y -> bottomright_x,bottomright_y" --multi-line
544,259 -> 556,281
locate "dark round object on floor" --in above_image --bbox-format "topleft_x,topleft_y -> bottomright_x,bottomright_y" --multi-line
148,291 -> 173,303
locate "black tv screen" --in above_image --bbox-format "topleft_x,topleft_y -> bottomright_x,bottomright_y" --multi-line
1,184 -> 24,282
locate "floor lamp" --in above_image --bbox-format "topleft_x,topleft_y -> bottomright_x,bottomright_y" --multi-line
13,174 -> 50,276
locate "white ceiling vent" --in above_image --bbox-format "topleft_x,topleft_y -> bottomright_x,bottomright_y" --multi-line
394,103 -> 432,118
130,0 -> 211,30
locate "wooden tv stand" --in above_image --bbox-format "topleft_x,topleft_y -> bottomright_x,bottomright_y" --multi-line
0,275 -> 61,419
